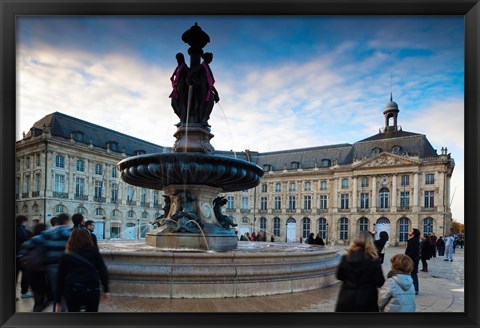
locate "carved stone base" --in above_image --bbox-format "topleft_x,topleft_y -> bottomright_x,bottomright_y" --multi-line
172,124 -> 215,153
148,184 -> 238,251
145,232 -> 238,251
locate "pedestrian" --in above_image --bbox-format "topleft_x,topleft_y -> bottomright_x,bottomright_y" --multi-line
270,235 -> 275,242
85,220 -> 98,250
251,232 -> 257,241
314,233 -> 325,245
444,233 -> 454,262
436,236 -> 445,256
335,231 -> 385,312
378,254 -> 416,312
22,213 -> 72,311
56,228 -> 110,312
307,232 -> 315,244
71,213 -> 85,229
405,228 -> 420,295
420,235 -> 432,272
374,231 -> 389,264
16,215 -> 33,299
429,233 -> 437,258
28,223 -> 51,312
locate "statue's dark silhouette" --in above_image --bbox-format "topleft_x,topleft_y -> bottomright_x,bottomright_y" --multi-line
169,53 -> 189,124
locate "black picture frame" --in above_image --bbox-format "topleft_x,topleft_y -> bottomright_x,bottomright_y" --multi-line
1,1 -> 478,327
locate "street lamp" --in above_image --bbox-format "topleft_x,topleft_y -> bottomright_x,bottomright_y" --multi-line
137,218 -> 140,239
326,222 -> 329,245
285,222 -> 288,242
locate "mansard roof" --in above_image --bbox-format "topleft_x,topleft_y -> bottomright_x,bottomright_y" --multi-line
25,112 -> 167,156
23,112 -> 441,168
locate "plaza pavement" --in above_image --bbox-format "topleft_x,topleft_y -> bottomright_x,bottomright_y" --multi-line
16,245 -> 464,313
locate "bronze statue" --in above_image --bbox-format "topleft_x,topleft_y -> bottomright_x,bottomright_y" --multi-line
213,196 -> 237,230
186,52 -> 219,127
151,195 -> 171,228
169,53 -> 189,125
168,190 -> 203,233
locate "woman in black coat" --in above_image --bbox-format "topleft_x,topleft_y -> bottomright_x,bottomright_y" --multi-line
56,228 -> 110,312
405,228 -> 421,294
335,231 -> 385,312
420,235 -> 432,272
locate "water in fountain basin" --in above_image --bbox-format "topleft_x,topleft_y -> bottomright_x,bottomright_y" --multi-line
185,220 -> 209,251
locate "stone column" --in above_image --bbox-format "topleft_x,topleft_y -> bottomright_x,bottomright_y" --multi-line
372,176 -> 377,209
352,176 -> 358,212
392,174 -> 397,211
413,173 -> 419,207
333,178 -> 338,210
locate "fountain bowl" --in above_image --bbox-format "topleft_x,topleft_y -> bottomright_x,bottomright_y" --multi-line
100,241 -> 340,299
117,153 -> 264,192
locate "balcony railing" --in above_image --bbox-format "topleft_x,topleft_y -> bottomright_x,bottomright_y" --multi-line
22,192 -> 30,199
376,207 -> 390,212
338,208 -> 350,212
226,208 -> 236,212
398,207 -> 411,212
75,195 -> 89,201
273,209 -> 282,213
94,196 -> 106,203
286,209 -> 296,213
258,209 -> 268,214
53,192 -> 68,199
301,209 -> 312,214
153,203 -> 160,208
141,202 -> 150,208
240,208 -> 251,214
127,200 -> 137,206
110,198 -> 118,204
421,207 -> 435,211
316,209 -> 328,214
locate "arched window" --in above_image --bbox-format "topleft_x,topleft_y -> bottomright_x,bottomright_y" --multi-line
273,217 -> 281,237
372,147 -> 382,155
76,206 -> 88,215
423,217 -> 434,235
55,204 -> 66,214
302,217 -> 311,238
359,217 -> 369,231
127,210 -> 135,218
241,217 -> 249,224
94,208 -> 105,216
339,217 -> 348,240
398,217 -> 410,242
142,211 -> 149,219
32,204 -> 39,215
112,209 -> 120,218
379,188 -> 390,208
318,218 -> 327,239
259,217 -> 267,232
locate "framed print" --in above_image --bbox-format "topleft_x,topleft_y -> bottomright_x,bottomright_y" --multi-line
1,0 -> 479,327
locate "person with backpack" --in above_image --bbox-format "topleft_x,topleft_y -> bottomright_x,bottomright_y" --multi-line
16,215 -> 33,299
56,228 -> 110,312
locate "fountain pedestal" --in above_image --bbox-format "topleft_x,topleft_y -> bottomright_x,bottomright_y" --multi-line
145,185 -> 238,251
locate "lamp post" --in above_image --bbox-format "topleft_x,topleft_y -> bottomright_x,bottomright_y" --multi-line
285,221 -> 288,242
326,222 -> 329,245
137,218 -> 140,239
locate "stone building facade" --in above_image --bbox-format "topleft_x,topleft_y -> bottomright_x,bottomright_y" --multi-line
15,97 -> 455,245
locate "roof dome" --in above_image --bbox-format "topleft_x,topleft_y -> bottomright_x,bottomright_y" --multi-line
384,93 -> 399,112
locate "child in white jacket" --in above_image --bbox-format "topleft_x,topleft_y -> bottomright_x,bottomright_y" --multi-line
378,254 -> 416,312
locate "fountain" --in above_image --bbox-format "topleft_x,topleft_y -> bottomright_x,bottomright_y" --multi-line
101,23 -> 340,299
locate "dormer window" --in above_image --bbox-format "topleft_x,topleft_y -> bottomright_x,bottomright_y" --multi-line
392,145 -> 401,154
106,141 -> 119,152
263,164 -> 272,172
291,161 -> 300,169
372,147 -> 382,155
71,131 -> 85,142
135,149 -> 146,155
321,159 -> 331,167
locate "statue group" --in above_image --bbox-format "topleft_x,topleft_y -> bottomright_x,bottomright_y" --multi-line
169,23 -> 220,128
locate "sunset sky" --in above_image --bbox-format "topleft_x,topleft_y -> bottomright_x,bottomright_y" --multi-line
16,16 -> 464,222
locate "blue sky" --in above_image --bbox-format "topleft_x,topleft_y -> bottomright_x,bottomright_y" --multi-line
16,16 -> 464,222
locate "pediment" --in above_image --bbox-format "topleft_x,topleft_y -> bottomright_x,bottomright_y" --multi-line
352,153 -> 420,169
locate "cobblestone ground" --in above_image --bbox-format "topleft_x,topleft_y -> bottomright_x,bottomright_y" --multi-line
16,245 -> 464,313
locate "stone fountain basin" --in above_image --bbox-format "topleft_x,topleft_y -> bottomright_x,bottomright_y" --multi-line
100,241 -> 340,299
117,153 -> 264,192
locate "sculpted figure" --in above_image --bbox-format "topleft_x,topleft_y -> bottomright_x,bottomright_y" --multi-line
169,190 -> 203,233
169,53 -> 189,125
213,196 -> 237,230
187,52 -> 219,127
151,195 -> 171,228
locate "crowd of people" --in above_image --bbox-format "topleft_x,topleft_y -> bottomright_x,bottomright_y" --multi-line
16,213 -> 109,312
238,231 -> 275,242
334,228 -> 461,312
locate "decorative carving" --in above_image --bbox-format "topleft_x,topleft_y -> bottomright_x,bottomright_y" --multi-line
213,196 -> 238,230
167,190 -> 203,233
151,195 -> 171,228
